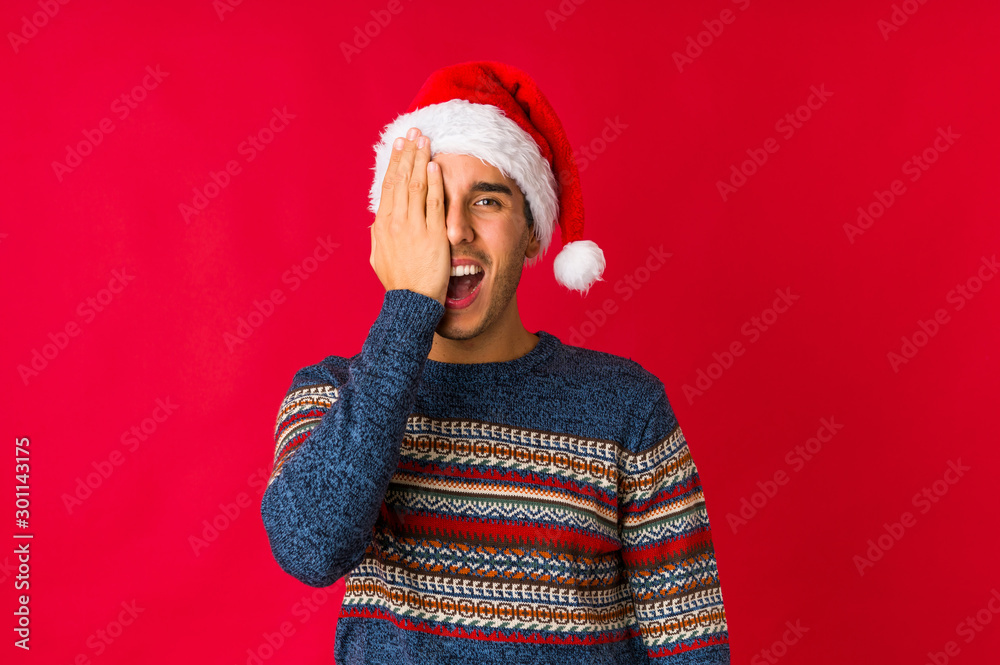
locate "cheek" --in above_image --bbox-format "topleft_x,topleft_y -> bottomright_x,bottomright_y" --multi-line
478,218 -> 527,270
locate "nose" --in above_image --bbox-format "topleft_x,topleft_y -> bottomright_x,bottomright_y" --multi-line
444,201 -> 475,246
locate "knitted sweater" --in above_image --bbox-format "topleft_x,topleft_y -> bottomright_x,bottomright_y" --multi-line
261,289 -> 731,664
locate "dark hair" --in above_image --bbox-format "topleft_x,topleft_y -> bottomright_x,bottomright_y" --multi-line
524,199 -> 534,231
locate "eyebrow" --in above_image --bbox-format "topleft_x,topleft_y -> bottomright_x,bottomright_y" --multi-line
469,181 -> 514,197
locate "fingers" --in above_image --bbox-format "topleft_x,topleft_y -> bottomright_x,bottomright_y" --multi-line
408,135 -> 431,225
425,158 -> 445,232
391,129 -> 421,223
376,137 -> 404,220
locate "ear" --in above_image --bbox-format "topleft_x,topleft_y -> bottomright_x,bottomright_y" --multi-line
524,224 -> 541,261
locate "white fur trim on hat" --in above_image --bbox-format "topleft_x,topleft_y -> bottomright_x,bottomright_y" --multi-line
554,240 -> 606,295
369,99 -> 559,266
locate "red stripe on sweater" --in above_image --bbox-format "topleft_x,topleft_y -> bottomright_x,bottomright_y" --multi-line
624,476 -> 700,515
276,408 -> 326,438
620,526 -> 715,568
383,509 -> 621,556
648,633 -> 730,659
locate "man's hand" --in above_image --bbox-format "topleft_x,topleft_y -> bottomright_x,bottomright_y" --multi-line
370,127 -> 450,307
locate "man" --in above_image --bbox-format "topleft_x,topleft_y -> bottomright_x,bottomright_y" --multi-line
261,61 -> 731,664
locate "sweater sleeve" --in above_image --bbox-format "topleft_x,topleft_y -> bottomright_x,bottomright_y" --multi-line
618,380 -> 731,663
260,289 -> 444,588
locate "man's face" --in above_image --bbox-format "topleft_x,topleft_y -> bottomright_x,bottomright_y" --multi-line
432,152 -> 540,340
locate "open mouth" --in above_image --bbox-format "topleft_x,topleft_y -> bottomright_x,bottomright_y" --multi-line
446,268 -> 485,307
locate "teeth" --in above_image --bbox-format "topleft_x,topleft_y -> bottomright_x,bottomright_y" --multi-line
450,265 -> 483,277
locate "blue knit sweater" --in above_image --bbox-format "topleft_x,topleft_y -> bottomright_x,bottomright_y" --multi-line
261,289 -> 730,664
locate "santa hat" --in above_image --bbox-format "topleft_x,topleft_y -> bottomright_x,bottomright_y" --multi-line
368,60 -> 606,295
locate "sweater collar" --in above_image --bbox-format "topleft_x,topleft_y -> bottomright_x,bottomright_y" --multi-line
421,331 -> 560,383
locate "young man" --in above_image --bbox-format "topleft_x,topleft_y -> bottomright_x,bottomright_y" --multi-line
261,61 -> 731,664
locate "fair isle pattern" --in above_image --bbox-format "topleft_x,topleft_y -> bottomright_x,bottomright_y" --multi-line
620,425 -> 727,657
268,384 -> 339,487
261,289 -> 730,663
338,413 -> 728,657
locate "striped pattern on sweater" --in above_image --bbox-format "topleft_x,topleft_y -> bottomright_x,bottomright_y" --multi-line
269,392 -> 727,659
269,384 -> 340,487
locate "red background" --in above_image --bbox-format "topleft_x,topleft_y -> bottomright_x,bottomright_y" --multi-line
3,0 -> 999,663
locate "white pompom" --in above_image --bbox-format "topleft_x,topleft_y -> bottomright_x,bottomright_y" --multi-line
553,240 -> 606,295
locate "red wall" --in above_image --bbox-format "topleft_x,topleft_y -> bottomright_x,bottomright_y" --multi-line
3,1 -> 999,663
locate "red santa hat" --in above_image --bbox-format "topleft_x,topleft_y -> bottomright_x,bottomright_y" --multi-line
368,60 -> 606,295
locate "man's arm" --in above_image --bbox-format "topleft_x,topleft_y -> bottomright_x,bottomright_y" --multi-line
262,126 -> 451,587
261,288 -> 443,587
619,380 -> 731,663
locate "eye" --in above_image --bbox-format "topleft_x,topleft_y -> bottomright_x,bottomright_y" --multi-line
474,198 -> 500,207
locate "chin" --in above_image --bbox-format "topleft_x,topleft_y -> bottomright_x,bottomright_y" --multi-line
436,310 -> 481,336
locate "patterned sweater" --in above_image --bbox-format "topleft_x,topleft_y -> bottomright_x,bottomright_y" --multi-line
261,289 -> 731,664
